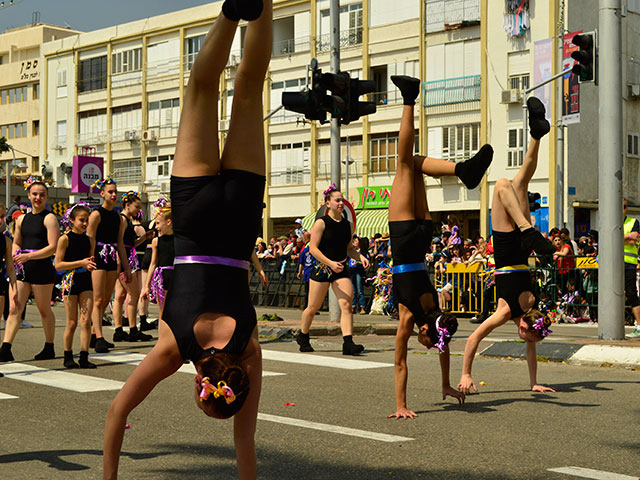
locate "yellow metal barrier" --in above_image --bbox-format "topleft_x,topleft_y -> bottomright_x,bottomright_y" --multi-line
434,262 -> 489,315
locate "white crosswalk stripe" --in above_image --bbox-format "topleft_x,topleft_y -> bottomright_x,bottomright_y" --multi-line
0,392 -> 19,400
0,362 -> 124,392
547,466 -> 639,479
261,349 -> 394,369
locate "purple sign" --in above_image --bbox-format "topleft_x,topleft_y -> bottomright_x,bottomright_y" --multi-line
72,155 -> 104,193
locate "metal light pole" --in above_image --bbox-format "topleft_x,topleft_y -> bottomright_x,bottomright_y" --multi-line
598,0 -> 624,340
5,146 -> 16,207
556,0 -> 565,228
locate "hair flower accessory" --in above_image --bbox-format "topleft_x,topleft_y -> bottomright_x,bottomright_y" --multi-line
434,314 -> 450,354
152,197 -> 171,217
23,175 -> 38,191
121,191 -> 140,203
60,202 -> 91,228
532,317 -> 552,338
323,183 -> 338,200
91,174 -> 116,190
199,378 -> 236,404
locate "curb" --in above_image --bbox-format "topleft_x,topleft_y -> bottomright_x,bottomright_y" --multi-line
480,341 -> 640,369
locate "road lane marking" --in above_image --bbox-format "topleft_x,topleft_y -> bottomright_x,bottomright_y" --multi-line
261,349 -> 393,370
258,413 -> 413,442
0,392 -> 19,400
91,352 -> 285,377
0,363 -> 124,392
548,466 -> 639,479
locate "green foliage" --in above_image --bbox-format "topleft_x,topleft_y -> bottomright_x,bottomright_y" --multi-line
0,136 -> 10,154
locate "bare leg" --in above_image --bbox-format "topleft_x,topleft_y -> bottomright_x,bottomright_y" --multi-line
221,0 -> 272,176
331,278 -> 354,336
412,157 -> 431,221
78,291 -> 93,352
389,105 -> 417,222
113,279 -> 126,329
512,136 -> 540,218
2,282 -> 31,344
91,270 -> 118,339
172,14 -> 239,178
64,296 -> 79,351
416,155 -> 456,177
300,280 -> 330,334
32,284 -> 56,343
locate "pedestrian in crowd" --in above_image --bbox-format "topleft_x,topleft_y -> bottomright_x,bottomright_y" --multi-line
290,236 -> 305,263
54,203 -> 97,369
373,232 -> 390,261
445,214 -> 461,246
623,199 -> 640,338
296,184 -> 369,355
0,177 -> 59,363
0,204 -> 18,375
5,195 -> 21,225
552,233 -> 575,295
111,192 -> 153,343
385,74 -> 492,418
104,2 -> 271,477
87,176 -> 129,354
560,227 -> 579,257
294,218 -> 306,238
349,236 -> 369,314
458,97 -> 557,396
256,241 -> 273,259
296,231 -> 314,309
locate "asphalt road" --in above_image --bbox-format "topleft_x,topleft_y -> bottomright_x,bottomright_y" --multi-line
0,308 -> 638,479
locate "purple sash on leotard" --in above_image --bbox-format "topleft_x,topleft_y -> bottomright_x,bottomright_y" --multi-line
150,266 -> 174,306
14,249 -> 38,278
125,245 -> 140,272
98,242 -> 117,263
173,255 -> 250,271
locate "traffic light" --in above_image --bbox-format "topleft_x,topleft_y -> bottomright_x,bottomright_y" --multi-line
282,63 -> 328,123
571,33 -> 596,83
528,192 -> 541,212
343,77 -> 377,125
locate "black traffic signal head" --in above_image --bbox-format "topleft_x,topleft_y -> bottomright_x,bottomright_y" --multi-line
342,78 -> 377,125
571,33 -> 595,83
528,192 -> 542,212
282,90 -> 327,123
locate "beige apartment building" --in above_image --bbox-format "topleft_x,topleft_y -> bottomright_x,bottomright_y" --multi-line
39,0 -> 640,239
0,23 -> 79,204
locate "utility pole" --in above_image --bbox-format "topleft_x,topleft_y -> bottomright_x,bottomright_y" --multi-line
329,0 -> 341,323
598,0 -> 624,340
556,0 -> 565,228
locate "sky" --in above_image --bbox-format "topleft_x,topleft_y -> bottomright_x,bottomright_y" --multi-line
0,0 -> 220,34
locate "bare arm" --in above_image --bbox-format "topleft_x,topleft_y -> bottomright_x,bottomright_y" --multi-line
87,210 -> 100,242
387,315 -> 416,419
11,215 -> 24,254
103,321 -> 183,480
5,237 -> 19,312
141,238 -> 159,299
526,341 -> 557,393
439,345 -> 465,404
54,235 -> 95,271
234,329 -> 262,480
117,216 -> 132,280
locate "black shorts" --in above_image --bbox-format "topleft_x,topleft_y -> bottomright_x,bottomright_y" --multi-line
20,258 -> 56,285
309,261 -> 350,283
0,278 -> 7,296
161,268 -> 173,292
389,219 -> 432,265
624,268 -> 640,308
495,271 -> 532,319
68,271 -> 92,296
141,248 -> 152,270
95,247 -> 118,272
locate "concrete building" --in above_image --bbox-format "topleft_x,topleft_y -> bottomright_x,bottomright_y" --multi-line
39,0 -> 640,238
0,23 -> 79,205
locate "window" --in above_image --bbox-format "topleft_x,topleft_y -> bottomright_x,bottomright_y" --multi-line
270,141 -> 311,185
629,132 -> 640,158
149,98 -> 180,137
113,159 -> 142,185
507,128 -> 524,167
111,103 -> 142,139
0,86 -> 29,105
509,74 -> 530,91
33,84 -> 40,100
32,157 -> 39,173
348,3 -> 363,45
1,90 -> 6,104
370,134 -> 399,173
56,120 -> 67,145
442,124 -> 480,162
33,120 -> 39,136
79,56 -> 108,93
185,35 -> 206,70
1,122 -> 28,139
57,69 -> 67,98
146,154 -> 174,187
112,48 -> 142,74
78,109 -> 107,144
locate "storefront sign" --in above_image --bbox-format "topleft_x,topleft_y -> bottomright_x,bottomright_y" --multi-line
72,155 -> 104,193
575,256 -> 598,269
19,60 -> 39,81
357,186 -> 392,209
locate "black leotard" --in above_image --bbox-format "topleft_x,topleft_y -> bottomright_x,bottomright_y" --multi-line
310,215 -> 351,282
493,229 -> 532,318
0,235 -> 6,296
20,210 -> 56,284
390,219 -> 437,328
136,222 -> 150,264
121,215 -> 140,272
163,170 -> 265,362
156,234 -> 175,291
94,206 -> 120,271
63,231 -> 92,295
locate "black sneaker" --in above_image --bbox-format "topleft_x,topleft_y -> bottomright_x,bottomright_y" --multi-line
90,334 -> 96,349
222,0 -> 264,22
342,342 -> 364,356
470,315 -> 486,324
390,75 -> 421,105
63,358 -> 79,369
128,330 -> 153,342
112,329 -> 129,342
296,331 -> 314,353
0,343 -> 14,363
521,227 -> 555,255
527,97 -> 551,140
94,337 -> 111,353
34,343 -> 55,361
139,320 -> 155,332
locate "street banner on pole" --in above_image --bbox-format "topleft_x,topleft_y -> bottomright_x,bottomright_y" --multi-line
533,38 -> 553,123
72,155 -> 104,193
562,30 -> 584,125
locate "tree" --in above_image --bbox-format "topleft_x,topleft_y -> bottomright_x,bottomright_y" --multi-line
0,136 -> 11,154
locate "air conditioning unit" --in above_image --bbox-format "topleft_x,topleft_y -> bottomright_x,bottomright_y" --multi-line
142,129 -> 158,142
630,84 -> 640,97
60,162 -> 73,175
501,89 -> 522,104
160,182 -> 169,193
124,130 -> 139,141
41,163 -> 54,179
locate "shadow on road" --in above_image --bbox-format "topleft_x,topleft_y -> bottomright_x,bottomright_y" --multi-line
0,449 -> 170,471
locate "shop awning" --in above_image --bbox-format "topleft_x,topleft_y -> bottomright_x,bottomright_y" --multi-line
301,209 -> 389,239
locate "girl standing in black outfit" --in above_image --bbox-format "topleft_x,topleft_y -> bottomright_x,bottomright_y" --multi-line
105,2 -> 271,478
0,178 -> 59,362
296,185 -> 370,355
55,204 -> 97,369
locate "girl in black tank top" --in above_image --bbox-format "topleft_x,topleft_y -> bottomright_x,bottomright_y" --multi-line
142,206 -> 175,315
297,185 -> 370,355
55,204 -> 97,369
105,7 -> 272,476
112,192 -> 152,344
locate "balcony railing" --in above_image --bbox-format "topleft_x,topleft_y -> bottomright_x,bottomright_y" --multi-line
315,28 -> 363,53
421,75 -> 481,108
366,90 -> 403,106
273,36 -> 312,57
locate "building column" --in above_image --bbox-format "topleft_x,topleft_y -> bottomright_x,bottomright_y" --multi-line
419,0 -> 427,157
263,75 -> 273,240
548,0 -> 559,229
479,0 -> 490,237
141,35 -> 149,194
361,0 -> 371,188
105,45 -> 113,174
309,0 -> 319,212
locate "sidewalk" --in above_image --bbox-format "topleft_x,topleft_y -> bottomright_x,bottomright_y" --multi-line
255,306 -> 640,369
